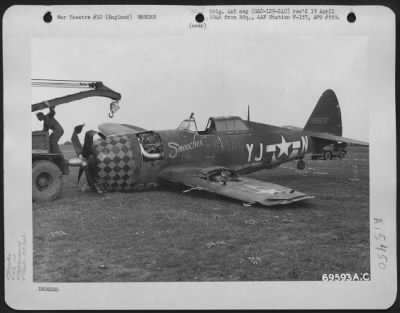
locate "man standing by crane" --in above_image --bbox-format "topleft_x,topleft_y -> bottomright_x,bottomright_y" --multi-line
36,102 -> 64,155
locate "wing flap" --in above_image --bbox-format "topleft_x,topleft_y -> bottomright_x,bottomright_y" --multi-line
160,166 -> 312,206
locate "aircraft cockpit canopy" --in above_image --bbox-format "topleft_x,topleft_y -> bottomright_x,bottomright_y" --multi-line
178,115 -> 249,134
206,116 -> 249,133
177,118 -> 198,133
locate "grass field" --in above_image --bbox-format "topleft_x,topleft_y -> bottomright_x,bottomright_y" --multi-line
33,145 -> 369,282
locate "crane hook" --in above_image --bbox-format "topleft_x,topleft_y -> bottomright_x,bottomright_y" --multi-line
108,100 -> 120,119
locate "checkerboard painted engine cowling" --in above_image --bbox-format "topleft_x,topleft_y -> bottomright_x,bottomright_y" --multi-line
92,135 -> 137,191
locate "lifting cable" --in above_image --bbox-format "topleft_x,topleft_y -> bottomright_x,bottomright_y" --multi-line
32,79 -> 99,89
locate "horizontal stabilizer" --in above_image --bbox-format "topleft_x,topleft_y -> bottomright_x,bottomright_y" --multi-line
303,130 -> 369,146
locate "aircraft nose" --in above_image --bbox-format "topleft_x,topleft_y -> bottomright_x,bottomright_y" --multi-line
89,134 -> 139,191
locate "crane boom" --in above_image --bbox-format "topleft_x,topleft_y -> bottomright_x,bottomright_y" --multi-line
31,80 -> 121,113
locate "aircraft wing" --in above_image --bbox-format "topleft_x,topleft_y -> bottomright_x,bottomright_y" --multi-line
159,166 -> 313,206
98,123 -> 146,136
303,131 -> 369,146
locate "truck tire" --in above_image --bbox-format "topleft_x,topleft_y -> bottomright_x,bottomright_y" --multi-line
339,151 -> 346,160
324,151 -> 332,160
32,160 -> 62,201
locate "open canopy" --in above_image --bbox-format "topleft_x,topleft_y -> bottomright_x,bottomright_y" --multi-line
177,116 -> 249,134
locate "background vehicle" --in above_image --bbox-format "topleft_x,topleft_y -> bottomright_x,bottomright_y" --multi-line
31,79 -> 121,201
311,142 -> 347,160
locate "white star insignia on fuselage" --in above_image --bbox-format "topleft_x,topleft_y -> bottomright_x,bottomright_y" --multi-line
276,136 -> 291,158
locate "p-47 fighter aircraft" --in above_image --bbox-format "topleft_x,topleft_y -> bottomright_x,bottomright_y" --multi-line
70,89 -> 368,206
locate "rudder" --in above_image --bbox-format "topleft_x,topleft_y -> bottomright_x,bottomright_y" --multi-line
304,89 -> 342,136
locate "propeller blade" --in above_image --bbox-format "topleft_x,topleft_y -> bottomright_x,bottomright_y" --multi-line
77,165 -> 87,187
71,124 -> 85,156
74,124 -> 85,134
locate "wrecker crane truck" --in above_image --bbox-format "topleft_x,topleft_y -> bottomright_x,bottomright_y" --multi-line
32,79 -> 121,201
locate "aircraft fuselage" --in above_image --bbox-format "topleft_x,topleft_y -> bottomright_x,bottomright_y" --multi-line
158,122 -> 311,172
85,119 -> 314,192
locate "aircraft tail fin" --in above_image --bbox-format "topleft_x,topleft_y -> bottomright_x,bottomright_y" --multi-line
304,89 -> 342,136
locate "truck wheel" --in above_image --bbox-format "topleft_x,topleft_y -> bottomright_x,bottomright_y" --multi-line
32,160 -> 62,201
324,151 -> 332,160
339,151 -> 346,160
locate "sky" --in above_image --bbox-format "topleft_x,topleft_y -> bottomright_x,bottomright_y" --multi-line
31,26 -> 370,143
